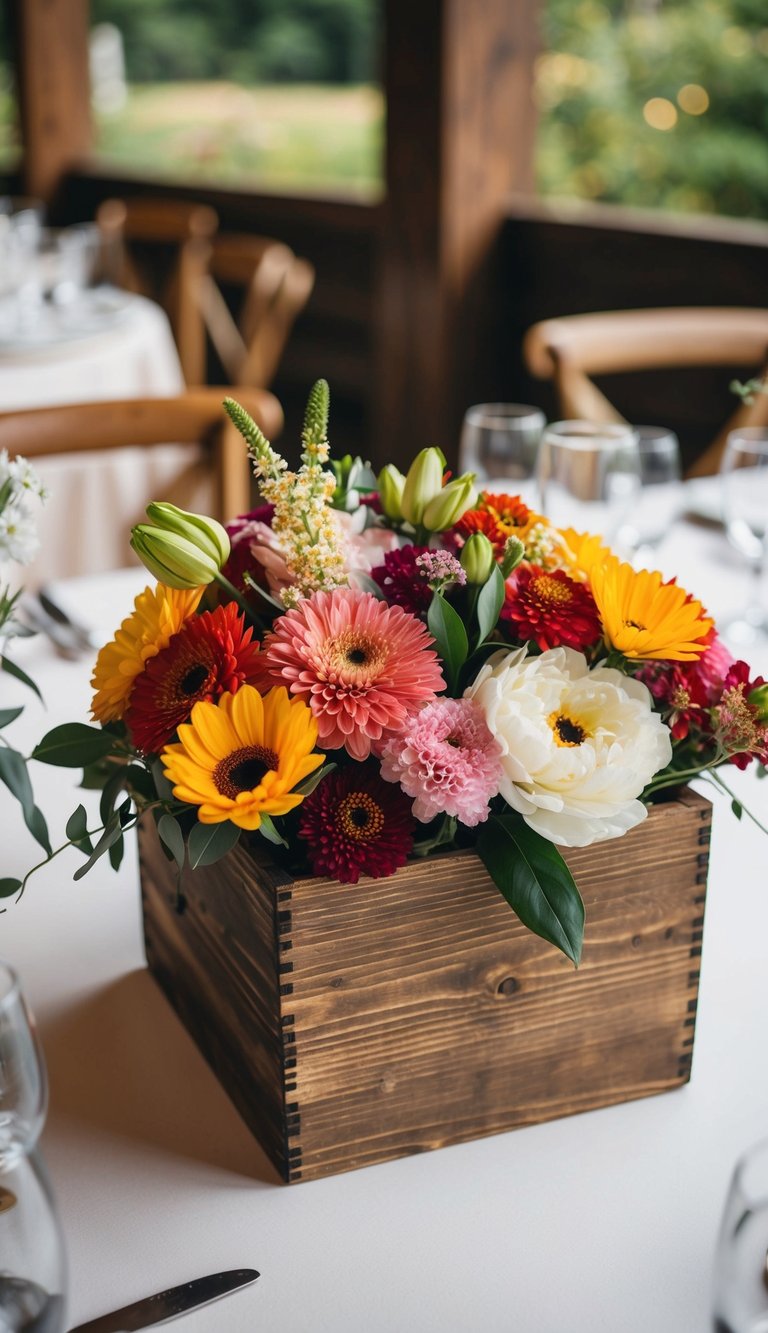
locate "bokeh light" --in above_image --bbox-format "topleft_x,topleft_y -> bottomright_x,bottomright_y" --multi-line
643,98 -> 678,131
677,84 -> 710,116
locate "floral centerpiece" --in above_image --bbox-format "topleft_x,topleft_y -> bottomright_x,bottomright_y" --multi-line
14,383 -> 768,963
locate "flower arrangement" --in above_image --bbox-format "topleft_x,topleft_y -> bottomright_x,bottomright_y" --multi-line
14,383 -> 768,962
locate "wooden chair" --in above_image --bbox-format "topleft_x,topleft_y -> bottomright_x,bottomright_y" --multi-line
0,389 -> 282,583
197,233 -> 315,389
523,308 -> 768,476
97,198 -> 219,384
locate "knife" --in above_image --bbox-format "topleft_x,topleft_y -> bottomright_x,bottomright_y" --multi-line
68,1268 -> 260,1332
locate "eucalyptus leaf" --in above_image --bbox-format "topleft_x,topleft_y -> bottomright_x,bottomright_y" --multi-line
427,593 -> 469,692
25,805 -> 52,857
66,803 -> 94,854
72,817 -> 124,881
475,564 -> 506,646
108,833 -> 125,872
0,655 -> 42,700
157,813 -> 186,870
0,707 -> 24,730
477,812 -> 585,966
0,747 -> 35,821
187,818 -> 241,869
258,813 -> 288,847
32,723 -> 114,768
731,798 -> 743,821
0,878 -> 21,899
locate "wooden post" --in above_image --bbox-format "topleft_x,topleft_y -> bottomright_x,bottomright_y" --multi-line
12,0 -> 92,202
374,0 -> 538,469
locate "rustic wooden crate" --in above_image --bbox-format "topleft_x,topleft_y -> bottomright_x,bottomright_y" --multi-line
138,788 -> 711,1184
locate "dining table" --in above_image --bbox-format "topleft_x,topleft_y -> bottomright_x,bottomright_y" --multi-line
1,483 -> 767,1333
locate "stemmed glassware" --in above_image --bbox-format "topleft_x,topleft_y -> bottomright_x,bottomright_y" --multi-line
0,961 -> 66,1332
536,420 -> 641,540
616,425 -> 683,563
714,1138 -> 768,1333
720,428 -> 768,647
458,403 -> 546,500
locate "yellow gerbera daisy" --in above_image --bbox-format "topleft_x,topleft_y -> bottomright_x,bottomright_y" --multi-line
162,684 -> 325,830
91,583 -> 204,724
557,527 -> 613,580
590,556 -> 714,661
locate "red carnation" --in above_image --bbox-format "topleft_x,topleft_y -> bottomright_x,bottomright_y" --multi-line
370,544 -> 432,615
126,603 -> 263,753
501,565 -> 602,652
298,764 -> 416,883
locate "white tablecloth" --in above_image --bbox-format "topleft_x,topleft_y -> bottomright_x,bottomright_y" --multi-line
0,293 -> 207,587
1,505 -> 767,1333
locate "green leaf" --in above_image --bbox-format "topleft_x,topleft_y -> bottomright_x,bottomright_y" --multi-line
475,564 -> 506,646
32,723 -> 114,768
0,878 -> 21,899
731,798 -> 743,821
66,803 -> 94,854
477,812 -> 585,966
108,833 -> 125,872
72,817 -> 124,881
0,707 -> 24,730
25,804 -> 52,857
124,764 -> 156,802
294,762 -> 336,798
427,592 -> 469,692
100,771 -> 128,827
0,654 -> 42,701
151,758 -> 175,802
0,746 -> 35,821
258,813 -> 288,847
347,571 -> 386,600
243,571 -> 284,610
187,818 -> 241,869
157,813 -> 186,871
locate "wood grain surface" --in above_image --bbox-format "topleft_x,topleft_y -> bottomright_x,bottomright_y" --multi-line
139,789 -> 711,1183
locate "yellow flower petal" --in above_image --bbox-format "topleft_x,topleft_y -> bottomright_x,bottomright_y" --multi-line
91,583 -> 203,723
590,557 -> 714,661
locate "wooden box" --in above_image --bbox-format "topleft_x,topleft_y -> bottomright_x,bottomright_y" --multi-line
138,789 -> 711,1184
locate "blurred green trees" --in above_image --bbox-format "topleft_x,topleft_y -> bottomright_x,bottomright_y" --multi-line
537,0 -> 768,219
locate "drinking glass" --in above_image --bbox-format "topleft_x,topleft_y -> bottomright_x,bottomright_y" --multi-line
536,420 -> 641,539
714,1138 -> 768,1332
459,403 -> 546,499
720,428 -> 768,647
616,426 -> 683,563
0,200 -> 44,331
0,962 -> 66,1332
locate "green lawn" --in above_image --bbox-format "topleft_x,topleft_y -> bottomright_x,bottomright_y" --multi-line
93,82 -> 385,197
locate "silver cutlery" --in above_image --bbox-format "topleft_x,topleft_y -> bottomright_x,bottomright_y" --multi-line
67,1268 -> 259,1332
38,588 -> 102,651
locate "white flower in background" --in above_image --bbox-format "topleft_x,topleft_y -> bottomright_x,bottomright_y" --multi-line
465,645 -> 672,847
7,456 -> 48,502
0,506 -> 41,565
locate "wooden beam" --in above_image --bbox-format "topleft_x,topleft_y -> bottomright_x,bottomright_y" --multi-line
12,0 -> 92,202
374,0 -> 538,469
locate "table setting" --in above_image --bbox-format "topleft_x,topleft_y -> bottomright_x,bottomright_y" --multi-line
1,389 -> 767,1331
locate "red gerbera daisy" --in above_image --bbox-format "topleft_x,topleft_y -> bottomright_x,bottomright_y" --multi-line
298,764 -> 416,883
126,603 -> 263,753
501,565 -> 602,652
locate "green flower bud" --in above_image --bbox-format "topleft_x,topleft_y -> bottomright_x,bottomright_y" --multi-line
378,464 -> 406,521
748,683 -> 768,723
500,535 -> 525,578
460,532 -> 495,585
401,448 -> 444,525
422,473 -> 477,532
130,526 -> 220,589
144,501 -> 230,566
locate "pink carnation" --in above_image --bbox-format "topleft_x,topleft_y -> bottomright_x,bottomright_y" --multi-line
261,587 -> 445,760
379,697 -> 504,826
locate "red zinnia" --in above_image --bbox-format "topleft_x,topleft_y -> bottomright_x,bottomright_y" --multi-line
298,764 -> 416,883
126,603 -> 263,753
501,565 -> 602,652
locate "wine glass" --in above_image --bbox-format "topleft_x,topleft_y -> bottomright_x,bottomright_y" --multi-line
714,1138 -> 768,1332
536,420 -> 641,539
615,426 -> 683,563
459,403 -> 546,500
720,428 -> 768,647
0,961 -> 66,1332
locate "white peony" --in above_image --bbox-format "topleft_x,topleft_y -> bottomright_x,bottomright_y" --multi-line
464,645 -> 672,847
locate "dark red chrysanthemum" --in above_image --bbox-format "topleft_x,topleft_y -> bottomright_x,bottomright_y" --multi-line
501,565 -> 602,651
370,544 -> 432,614
720,661 -> 768,769
298,764 -> 416,883
125,603 -> 263,753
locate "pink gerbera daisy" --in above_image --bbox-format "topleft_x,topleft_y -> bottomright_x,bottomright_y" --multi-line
261,587 -> 445,760
379,697 -> 504,826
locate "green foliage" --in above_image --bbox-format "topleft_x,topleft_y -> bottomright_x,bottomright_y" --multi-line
477,811 -> 585,966
427,593 -> 469,695
537,0 -> 768,220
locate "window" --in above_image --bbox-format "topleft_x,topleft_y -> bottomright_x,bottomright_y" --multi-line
536,0 -> 768,220
89,0 -> 383,198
